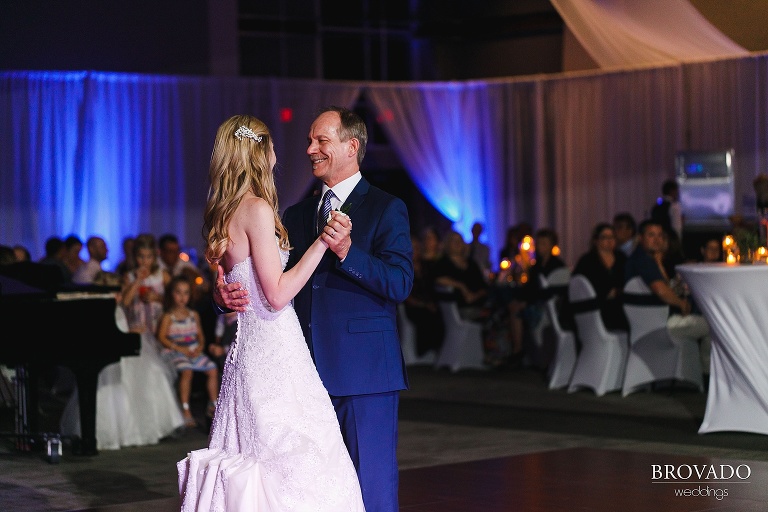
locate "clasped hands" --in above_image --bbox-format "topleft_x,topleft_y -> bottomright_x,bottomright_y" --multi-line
213,210 -> 352,312
320,210 -> 352,256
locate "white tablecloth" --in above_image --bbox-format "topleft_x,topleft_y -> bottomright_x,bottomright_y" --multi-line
677,262 -> 768,435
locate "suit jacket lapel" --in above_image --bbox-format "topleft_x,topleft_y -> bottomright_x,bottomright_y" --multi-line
340,178 -> 369,219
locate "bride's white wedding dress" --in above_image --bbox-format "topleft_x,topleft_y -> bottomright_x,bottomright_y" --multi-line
177,249 -> 365,512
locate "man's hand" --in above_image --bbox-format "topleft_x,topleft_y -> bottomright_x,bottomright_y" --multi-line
678,297 -> 692,316
214,265 -> 249,312
321,211 -> 353,260
209,344 -> 226,358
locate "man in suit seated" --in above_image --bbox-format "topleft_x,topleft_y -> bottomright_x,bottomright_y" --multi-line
624,219 -> 711,377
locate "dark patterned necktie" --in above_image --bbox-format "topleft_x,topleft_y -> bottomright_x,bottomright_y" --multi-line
317,189 -> 336,235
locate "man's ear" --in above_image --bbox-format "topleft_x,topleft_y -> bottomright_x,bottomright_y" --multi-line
348,138 -> 359,158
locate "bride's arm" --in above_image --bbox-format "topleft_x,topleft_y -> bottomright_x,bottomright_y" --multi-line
243,198 -> 328,311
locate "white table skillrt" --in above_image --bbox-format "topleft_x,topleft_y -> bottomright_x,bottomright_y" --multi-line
677,262 -> 768,435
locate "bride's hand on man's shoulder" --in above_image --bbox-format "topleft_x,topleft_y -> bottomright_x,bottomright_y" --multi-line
214,265 -> 249,311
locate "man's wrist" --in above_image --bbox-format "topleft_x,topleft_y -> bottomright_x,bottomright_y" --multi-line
212,297 -> 233,315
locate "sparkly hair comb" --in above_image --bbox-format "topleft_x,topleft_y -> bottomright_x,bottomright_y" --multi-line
235,125 -> 263,142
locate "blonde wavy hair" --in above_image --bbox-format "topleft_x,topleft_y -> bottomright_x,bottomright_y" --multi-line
203,115 -> 289,266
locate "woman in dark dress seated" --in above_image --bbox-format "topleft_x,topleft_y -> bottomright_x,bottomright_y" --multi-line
433,230 -> 489,322
403,235 -> 445,356
572,222 -> 629,331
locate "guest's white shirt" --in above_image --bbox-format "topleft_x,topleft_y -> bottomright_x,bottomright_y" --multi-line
72,259 -> 103,284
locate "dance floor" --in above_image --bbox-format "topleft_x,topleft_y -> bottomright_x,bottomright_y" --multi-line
6,366 -> 768,511
67,447 -> 768,512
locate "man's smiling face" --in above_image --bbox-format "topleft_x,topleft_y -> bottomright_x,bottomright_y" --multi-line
307,111 -> 358,187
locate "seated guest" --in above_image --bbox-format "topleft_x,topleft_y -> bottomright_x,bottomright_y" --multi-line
498,222 -> 533,264
157,276 -> 219,427
72,236 -> 109,285
625,219 -> 711,375
659,228 -> 685,278
503,228 -> 566,365
433,230 -> 489,322
115,236 -> 137,277
39,236 -> 72,284
403,235 -> 445,356
613,212 -> 638,256
158,233 -> 202,279
420,225 -> 443,265
60,233 -> 185,450
699,237 -> 722,263
526,228 -> 566,297
13,245 -> 31,262
158,233 -> 209,317
572,223 -> 628,331
0,245 -> 16,265
63,234 -> 87,276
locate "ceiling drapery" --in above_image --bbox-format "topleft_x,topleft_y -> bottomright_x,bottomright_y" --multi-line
550,0 -> 749,69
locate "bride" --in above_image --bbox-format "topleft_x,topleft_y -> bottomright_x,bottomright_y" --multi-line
177,115 -> 364,511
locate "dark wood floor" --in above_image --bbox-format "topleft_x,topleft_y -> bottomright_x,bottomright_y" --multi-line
68,447 -> 768,512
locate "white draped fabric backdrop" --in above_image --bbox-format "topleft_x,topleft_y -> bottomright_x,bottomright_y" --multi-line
5,0 -> 766,271
4,52 -> 768,271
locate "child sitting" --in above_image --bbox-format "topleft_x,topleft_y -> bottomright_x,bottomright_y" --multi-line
157,275 -> 219,427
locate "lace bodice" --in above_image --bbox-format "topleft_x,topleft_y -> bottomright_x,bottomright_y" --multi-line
224,249 -> 288,319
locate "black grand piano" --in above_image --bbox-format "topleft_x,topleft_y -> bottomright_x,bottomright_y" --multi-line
0,262 -> 140,457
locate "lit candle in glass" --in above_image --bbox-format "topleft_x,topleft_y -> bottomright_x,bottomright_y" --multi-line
757,246 -> 767,263
723,235 -> 735,263
497,258 -> 511,283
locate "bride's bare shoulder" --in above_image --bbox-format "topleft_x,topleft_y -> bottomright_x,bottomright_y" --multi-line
238,195 -> 271,216
230,195 -> 272,224
229,196 -> 275,241
225,196 -> 274,267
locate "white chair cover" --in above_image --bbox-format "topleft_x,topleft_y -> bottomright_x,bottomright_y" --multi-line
527,267 -> 572,369
545,267 -> 572,288
434,301 -> 486,372
621,277 -> 703,397
542,292 -> 577,390
567,275 -> 629,396
397,303 -> 436,366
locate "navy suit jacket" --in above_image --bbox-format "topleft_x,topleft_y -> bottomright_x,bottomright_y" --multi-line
283,178 -> 413,397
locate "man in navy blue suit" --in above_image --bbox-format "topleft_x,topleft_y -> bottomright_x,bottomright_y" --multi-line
216,106 -> 413,511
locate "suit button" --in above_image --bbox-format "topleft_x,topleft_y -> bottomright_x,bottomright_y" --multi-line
312,285 -> 320,289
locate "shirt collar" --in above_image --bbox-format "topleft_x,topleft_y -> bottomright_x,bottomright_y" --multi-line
320,172 -> 362,208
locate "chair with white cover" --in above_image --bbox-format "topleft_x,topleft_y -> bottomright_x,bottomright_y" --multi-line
621,277 -> 703,397
529,267 -> 572,370
397,303 -> 436,365
434,301 -> 486,372
542,267 -> 572,289
567,275 -> 629,396
540,274 -> 577,390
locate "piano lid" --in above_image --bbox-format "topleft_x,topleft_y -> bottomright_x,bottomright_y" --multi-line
0,261 -> 120,301
0,274 -> 51,297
